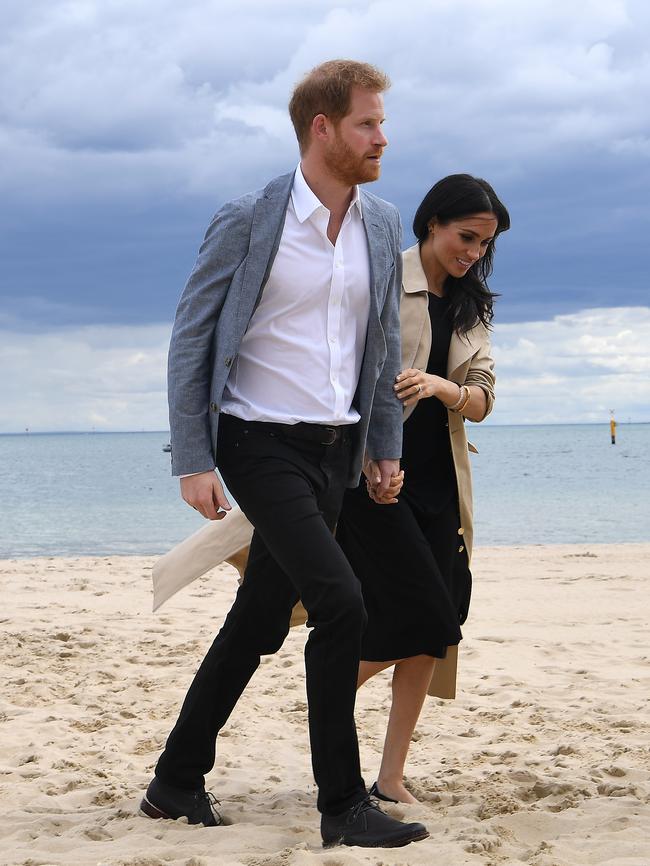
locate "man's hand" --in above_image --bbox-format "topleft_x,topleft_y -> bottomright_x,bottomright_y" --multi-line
180,471 -> 232,520
364,458 -> 402,504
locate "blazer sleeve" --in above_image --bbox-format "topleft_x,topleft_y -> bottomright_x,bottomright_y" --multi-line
364,207 -> 404,460
168,198 -> 253,475
464,330 -> 496,421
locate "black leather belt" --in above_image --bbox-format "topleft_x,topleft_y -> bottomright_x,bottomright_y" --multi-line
221,414 -> 353,446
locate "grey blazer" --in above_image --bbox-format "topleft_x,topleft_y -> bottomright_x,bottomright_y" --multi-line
167,171 -> 403,484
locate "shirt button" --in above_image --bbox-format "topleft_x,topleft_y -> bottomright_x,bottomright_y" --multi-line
458,527 -> 465,536
458,545 -> 465,553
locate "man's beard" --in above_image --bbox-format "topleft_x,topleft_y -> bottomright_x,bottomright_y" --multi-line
323,136 -> 380,186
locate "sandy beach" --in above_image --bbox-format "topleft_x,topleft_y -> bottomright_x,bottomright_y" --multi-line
1,543 -> 649,866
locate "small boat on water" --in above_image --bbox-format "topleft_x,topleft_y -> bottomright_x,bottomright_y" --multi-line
162,443 -> 172,453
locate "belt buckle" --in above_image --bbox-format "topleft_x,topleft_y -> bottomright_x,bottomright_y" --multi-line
321,426 -> 337,446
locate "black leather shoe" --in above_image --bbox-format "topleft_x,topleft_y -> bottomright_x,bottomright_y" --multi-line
140,776 -> 223,826
369,781 -> 399,803
321,796 -> 428,848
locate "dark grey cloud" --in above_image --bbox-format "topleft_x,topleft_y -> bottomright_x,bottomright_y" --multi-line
1,0 -> 649,331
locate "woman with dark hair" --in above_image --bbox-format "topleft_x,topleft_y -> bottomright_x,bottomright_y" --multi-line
336,173 -> 510,804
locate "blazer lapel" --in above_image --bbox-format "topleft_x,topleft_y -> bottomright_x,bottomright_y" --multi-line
242,172 -> 294,312
360,193 -> 392,317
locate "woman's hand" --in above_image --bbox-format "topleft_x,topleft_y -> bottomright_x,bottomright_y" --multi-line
394,369 -> 445,407
394,370 -> 487,420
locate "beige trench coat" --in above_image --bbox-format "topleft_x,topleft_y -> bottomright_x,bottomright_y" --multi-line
152,243 -> 495,698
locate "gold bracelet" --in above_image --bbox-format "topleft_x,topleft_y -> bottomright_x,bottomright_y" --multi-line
456,385 -> 472,414
447,384 -> 465,411
449,384 -> 470,414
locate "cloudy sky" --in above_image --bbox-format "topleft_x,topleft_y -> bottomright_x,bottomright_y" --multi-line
1,0 -> 649,431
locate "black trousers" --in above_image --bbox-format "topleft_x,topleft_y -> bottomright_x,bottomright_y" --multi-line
155,413 -> 368,816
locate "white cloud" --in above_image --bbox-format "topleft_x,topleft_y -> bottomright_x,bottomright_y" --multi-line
1,306 -> 648,433
0,324 -> 171,432
489,306 -> 650,424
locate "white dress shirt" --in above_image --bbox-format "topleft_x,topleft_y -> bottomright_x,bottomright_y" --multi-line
221,164 -> 371,425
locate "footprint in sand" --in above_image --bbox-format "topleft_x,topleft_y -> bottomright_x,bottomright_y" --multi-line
597,782 -> 640,798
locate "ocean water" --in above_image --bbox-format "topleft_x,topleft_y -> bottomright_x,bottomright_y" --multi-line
467,423 -> 649,546
0,424 -> 648,558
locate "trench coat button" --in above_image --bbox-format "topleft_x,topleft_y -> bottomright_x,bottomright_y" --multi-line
224,357 -> 232,367
458,527 -> 465,536
210,402 -> 218,412
458,545 -> 465,553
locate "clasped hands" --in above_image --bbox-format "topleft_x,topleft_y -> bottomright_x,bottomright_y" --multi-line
363,458 -> 404,505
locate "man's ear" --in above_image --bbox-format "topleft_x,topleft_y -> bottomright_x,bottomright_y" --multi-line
311,113 -> 330,144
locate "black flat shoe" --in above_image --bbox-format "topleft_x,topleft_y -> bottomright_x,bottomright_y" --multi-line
369,781 -> 399,803
140,776 -> 223,826
321,796 -> 428,848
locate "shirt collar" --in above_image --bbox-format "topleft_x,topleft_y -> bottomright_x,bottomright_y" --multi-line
291,164 -> 363,223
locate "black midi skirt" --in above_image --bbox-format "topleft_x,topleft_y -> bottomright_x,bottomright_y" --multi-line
335,480 -> 470,661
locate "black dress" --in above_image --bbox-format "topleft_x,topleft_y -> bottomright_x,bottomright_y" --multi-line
336,293 -> 471,661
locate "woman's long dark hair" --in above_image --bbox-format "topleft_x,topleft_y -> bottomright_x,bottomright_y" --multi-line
412,174 -> 510,335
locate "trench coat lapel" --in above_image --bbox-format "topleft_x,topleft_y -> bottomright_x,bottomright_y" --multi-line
400,244 -> 487,380
400,244 -> 429,369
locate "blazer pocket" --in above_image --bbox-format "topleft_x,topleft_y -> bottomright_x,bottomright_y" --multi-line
373,323 -> 387,367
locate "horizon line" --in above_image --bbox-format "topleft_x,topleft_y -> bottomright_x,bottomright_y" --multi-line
1,420 -> 648,436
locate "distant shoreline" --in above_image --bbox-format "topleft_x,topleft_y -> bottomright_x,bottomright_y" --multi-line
1,421 -> 649,436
